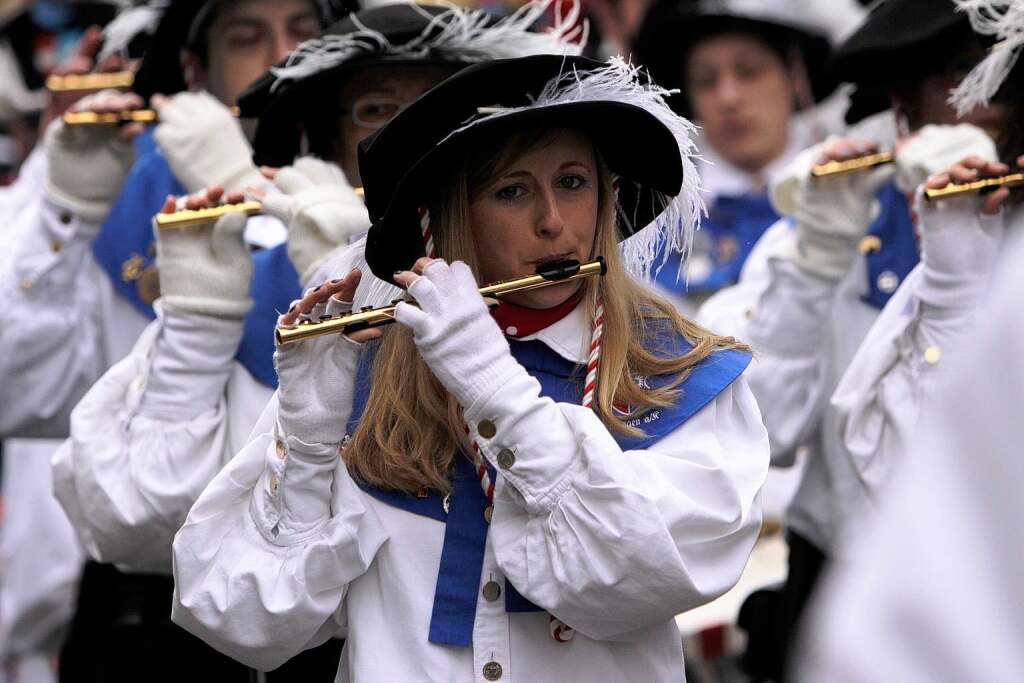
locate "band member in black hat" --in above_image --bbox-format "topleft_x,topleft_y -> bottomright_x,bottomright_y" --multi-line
632,0 -> 863,313
698,1 -> 1015,678
799,5 -> 1024,675
170,54 -> 769,680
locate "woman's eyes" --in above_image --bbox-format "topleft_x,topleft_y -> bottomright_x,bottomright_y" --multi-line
558,174 -> 588,190
493,175 -> 588,201
495,184 -> 527,201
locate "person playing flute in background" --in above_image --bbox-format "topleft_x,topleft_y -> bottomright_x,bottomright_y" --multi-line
0,1 -> 348,679
694,1 -> 1015,679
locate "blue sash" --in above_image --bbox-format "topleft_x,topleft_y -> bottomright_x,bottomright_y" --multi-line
345,332 -> 751,646
91,130 -> 302,388
655,192 -> 779,294
861,182 -> 919,310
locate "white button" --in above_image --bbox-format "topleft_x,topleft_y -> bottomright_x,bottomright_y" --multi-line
505,325 -> 518,336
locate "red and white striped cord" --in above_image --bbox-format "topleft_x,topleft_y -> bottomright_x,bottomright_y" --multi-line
417,210 -> 606,643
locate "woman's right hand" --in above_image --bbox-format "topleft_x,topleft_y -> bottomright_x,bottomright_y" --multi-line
274,271 -> 381,449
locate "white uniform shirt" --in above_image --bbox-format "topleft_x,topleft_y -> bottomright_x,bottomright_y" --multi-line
796,230 -> 1024,682
171,301 -> 770,680
0,155 -> 284,439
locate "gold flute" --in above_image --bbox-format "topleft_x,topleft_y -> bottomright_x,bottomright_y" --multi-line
46,71 -> 135,92
154,188 -> 366,229
63,105 -> 241,125
811,151 -> 894,178
924,172 -> 1024,201
276,257 -> 607,346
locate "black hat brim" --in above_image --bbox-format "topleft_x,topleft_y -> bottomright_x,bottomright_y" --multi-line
359,56 -> 684,283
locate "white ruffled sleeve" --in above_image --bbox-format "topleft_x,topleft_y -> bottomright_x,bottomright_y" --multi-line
830,204 -> 1010,496
697,219 -> 837,465
51,299 -> 268,573
172,388 -> 388,671
468,369 -> 769,640
0,189 -> 110,438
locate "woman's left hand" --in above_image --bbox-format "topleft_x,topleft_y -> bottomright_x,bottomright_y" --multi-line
394,258 -> 520,409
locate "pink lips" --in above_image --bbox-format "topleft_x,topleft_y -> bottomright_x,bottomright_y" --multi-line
529,251 -> 574,266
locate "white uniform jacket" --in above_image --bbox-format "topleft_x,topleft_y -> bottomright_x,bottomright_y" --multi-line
171,301 -> 769,681
829,203 -> 1018,501
51,241 -> 384,573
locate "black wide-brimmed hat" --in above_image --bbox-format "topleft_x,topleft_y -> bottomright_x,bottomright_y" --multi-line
358,54 -> 702,284
631,0 -> 863,117
132,0 -> 347,100
238,0 -> 585,167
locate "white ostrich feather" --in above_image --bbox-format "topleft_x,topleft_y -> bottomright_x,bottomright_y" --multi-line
950,0 -> 1024,115
98,2 -> 166,62
270,0 -> 586,91
442,56 -> 704,283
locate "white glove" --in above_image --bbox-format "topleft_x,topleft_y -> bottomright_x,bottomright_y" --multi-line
261,157 -> 371,283
772,139 -> 895,279
153,90 -> 262,193
394,260 -> 523,410
44,89 -> 138,221
154,209 -> 253,318
275,294 -> 363,449
895,124 -> 998,195
915,188 -> 1005,309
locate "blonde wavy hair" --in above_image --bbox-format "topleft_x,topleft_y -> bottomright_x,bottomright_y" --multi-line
346,129 -> 748,494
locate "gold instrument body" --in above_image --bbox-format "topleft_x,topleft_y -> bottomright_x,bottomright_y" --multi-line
46,71 -> 135,92
154,202 -> 264,228
63,106 -> 241,126
924,173 -> 1024,201
154,188 -> 365,229
276,258 -> 608,346
810,152 -> 894,178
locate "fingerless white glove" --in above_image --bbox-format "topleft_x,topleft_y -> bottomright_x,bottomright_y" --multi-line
260,157 -> 371,284
154,90 -> 263,193
895,124 -> 998,195
772,140 -> 895,279
394,261 -> 523,410
154,209 -> 254,318
915,189 -> 1005,309
44,91 -> 137,221
275,295 -> 363,450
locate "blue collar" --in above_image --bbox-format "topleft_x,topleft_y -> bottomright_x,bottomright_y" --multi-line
654,192 -> 779,294
346,332 -> 751,646
91,130 -> 302,388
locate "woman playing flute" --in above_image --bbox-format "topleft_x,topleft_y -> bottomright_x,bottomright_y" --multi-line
170,54 -> 769,680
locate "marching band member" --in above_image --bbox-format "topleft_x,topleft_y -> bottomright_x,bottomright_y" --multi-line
798,12 -> 1024,661
0,2 -> 345,680
695,1 -> 1013,678
826,0 -> 1024,541
632,0 -> 863,315
0,0 -> 331,440
171,53 -> 769,681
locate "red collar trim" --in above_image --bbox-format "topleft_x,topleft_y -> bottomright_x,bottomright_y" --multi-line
491,292 -> 583,338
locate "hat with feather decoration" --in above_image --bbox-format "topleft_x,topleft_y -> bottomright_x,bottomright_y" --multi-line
357,54 -> 703,286
949,0 -> 1024,114
239,0 -> 587,167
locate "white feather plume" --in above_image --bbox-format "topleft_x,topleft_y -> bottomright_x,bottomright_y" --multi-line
98,2 -> 167,62
950,0 -> 1024,115
270,0 -> 586,91
441,56 -> 704,283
